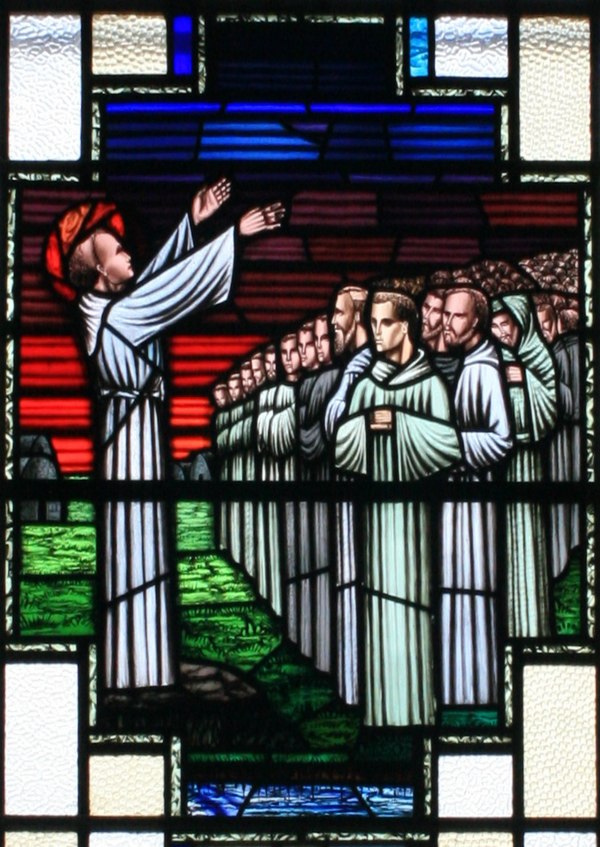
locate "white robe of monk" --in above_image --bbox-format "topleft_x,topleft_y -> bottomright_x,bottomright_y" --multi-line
324,346 -> 371,706
255,382 -> 281,610
266,381 -> 297,618
336,350 -> 461,726
493,294 -> 557,638
441,339 -> 513,705
79,216 -> 235,689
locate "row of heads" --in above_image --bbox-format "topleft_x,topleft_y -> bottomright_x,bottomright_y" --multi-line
213,280 -> 579,407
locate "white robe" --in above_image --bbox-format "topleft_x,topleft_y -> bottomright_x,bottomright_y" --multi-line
548,334 -> 580,577
267,382 -> 297,619
79,216 -> 235,689
226,400 -> 245,565
440,339 -> 512,705
493,295 -> 557,638
255,382 -> 281,612
323,346 -> 372,706
215,407 -> 231,551
290,366 -> 339,672
336,351 -> 461,726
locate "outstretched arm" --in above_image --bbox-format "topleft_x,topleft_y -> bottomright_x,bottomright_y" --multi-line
138,178 -> 232,283
239,202 -> 285,236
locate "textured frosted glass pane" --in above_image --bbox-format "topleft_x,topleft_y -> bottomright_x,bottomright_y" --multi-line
4,663 -> 79,815
89,836 -> 164,847
5,835 -> 78,847
92,15 -> 167,74
525,836 -> 597,847
439,835 -> 513,847
435,16 -> 508,77
524,665 -> 596,817
520,17 -> 590,161
9,15 -> 81,160
438,755 -> 513,817
89,755 -> 165,815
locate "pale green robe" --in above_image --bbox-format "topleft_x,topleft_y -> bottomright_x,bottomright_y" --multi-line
493,294 -> 557,637
255,382 -> 280,609
215,408 -> 231,552
336,350 -> 461,726
227,400 -> 244,565
266,382 -> 297,618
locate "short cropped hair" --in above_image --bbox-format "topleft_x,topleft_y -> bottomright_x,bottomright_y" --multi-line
372,290 -> 419,341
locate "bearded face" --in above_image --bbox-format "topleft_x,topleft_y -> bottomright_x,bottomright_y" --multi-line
491,311 -> 520,349
251,355 -> 266,387
443,291 -> 480,350
332,292 -> 356,355
421,294 -> 444,346
265,351 -> 277,381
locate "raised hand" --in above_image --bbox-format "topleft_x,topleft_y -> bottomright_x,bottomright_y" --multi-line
238,202 -> 285,237
191,177 -> 232,225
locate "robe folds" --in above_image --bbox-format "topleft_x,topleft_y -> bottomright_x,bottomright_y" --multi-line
255,381 -> 281,611
226,394 -> 257,572
290,366 -> 339,672
239,395 -> 257,578
324,346 -> 372,706
226,400 -> 244,565
267,382 -> 297,619
548,333 -> 581,578
336,350 -> 461,726
440,339 -> 513,706
214,407 -> 231,551
79,217 -> 235,689
492,294 -> 558,638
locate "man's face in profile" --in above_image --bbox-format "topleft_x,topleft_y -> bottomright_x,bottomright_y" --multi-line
228,375 -> 242,401
298,328 -> 318,371
332,292 -> 356,355
241,366 -> 256,396
314,316 -> 331,364
421,293 -> 444,345
370,301 -> 408,361
280,337 -> 300,378
91,232 -> 135,295
251,354 -> 266,387
265,350 -> 277,381
537,306 -> 557,344
491,310 -> 520,349
443,291 -> 479,350
213,386 -> 229,408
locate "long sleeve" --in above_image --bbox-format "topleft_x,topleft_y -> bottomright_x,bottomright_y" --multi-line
523,349 -> 557,442
268,385 -> 296,459
324,348 -> 372,439
335,413 -> 368,476
107,228 -> 235,346
137,215 -> 195,283
458,363 -> 513,471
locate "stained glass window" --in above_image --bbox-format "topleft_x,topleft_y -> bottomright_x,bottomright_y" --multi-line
1,3 -> 598,845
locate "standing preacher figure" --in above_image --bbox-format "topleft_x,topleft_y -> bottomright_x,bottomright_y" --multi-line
45,181 -> 283,692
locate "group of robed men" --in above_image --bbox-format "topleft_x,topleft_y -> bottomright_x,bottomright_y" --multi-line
212,280 -> 581,727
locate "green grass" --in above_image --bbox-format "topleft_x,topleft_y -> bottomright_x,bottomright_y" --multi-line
178,553 -> 256,605
67,500 -> 95,523
21,524 -> 96,575
180,603 -> 282,671
20,578 -> 95,636
177,501 -> 215,552
553,549 -> 582,635
441,709 -> 499,728
17,495 -> 585,764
